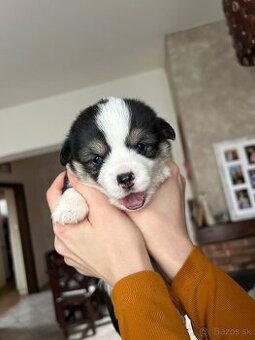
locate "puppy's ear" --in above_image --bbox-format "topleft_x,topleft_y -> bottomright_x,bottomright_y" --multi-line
60,138 -> 71,166
157,117 -> 176,140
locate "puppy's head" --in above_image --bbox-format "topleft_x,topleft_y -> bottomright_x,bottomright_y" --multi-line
60,97 -> 175,210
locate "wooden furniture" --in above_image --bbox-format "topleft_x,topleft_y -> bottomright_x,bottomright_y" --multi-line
192,214 -> 255,291
223,0 -> 255,66
46,250 -> 106,338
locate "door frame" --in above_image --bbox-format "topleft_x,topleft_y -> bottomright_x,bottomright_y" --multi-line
0,182 -> 38,293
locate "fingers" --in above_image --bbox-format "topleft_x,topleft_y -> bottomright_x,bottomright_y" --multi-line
67,171 -> 104,202
178,174 -> 186,201
165,159 -> 180,177
53,220 -> 90,245
63,257 -> 95,276
180,174 -> 186,189
165,160 -> 186,192
46,172 -> 66,211
67,171 -> 116,213
54,236 -> 100,278
54,236 -> 86,267
66,170 -> 79,187
54,235 -> 71,257
64,257 -> 84,272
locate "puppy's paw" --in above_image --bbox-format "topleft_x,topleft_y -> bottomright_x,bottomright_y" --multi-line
52,188 -> 88,225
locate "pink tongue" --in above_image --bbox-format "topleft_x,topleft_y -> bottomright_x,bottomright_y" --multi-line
120,192 -> 146,210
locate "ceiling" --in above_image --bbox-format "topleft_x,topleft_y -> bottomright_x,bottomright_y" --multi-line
0,0 -> 223,109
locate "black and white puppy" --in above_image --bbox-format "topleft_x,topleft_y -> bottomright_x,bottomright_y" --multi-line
52,97 -> 175,225
52,97 -> 176,333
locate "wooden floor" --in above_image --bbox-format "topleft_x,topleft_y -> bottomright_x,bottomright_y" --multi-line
0,280 -> 23,316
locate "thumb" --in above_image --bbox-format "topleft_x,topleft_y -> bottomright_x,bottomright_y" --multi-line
67,170 -> 112,211
46,171 -> 66,212
66,169 -> 79,187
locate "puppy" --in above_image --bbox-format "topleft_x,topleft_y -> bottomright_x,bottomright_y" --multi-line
52,97 -> 176,333
52,97 -> 175,225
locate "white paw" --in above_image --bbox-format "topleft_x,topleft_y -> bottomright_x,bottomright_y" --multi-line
52,188 -> 88,225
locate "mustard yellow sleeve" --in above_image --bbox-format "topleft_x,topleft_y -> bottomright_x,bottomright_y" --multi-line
111,271 -> 190,340
170,246 -> 255,339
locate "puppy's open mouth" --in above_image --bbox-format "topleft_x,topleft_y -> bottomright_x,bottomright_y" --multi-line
119,192 -> 146,210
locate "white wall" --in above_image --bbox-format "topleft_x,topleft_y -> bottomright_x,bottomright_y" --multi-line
0,68 -> 194,287
0,69 -> 184,166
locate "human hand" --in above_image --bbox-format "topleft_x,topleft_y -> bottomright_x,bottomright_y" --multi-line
127,160 -> 193,280
47,172 -> 153,286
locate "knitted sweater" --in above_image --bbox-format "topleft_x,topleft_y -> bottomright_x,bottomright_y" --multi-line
112,247 -> 255,339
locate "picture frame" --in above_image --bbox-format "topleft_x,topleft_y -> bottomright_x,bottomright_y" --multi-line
214,138 -> 255,222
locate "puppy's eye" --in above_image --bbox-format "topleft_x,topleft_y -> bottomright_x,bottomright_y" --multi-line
92,155 -> 104,165
136,143 -> 152,155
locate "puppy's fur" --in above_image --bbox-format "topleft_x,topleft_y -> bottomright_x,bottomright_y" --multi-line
52,97 -> 176,333
52,97 -> 175,225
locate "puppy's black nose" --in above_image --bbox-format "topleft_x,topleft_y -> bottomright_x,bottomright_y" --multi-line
117,172 -> 135,188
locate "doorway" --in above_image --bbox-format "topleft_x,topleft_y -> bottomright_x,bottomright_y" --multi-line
0,197 -> 14,286
0,184 -> 38,296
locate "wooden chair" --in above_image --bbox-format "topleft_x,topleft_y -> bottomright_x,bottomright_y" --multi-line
46,250 -> 106,338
